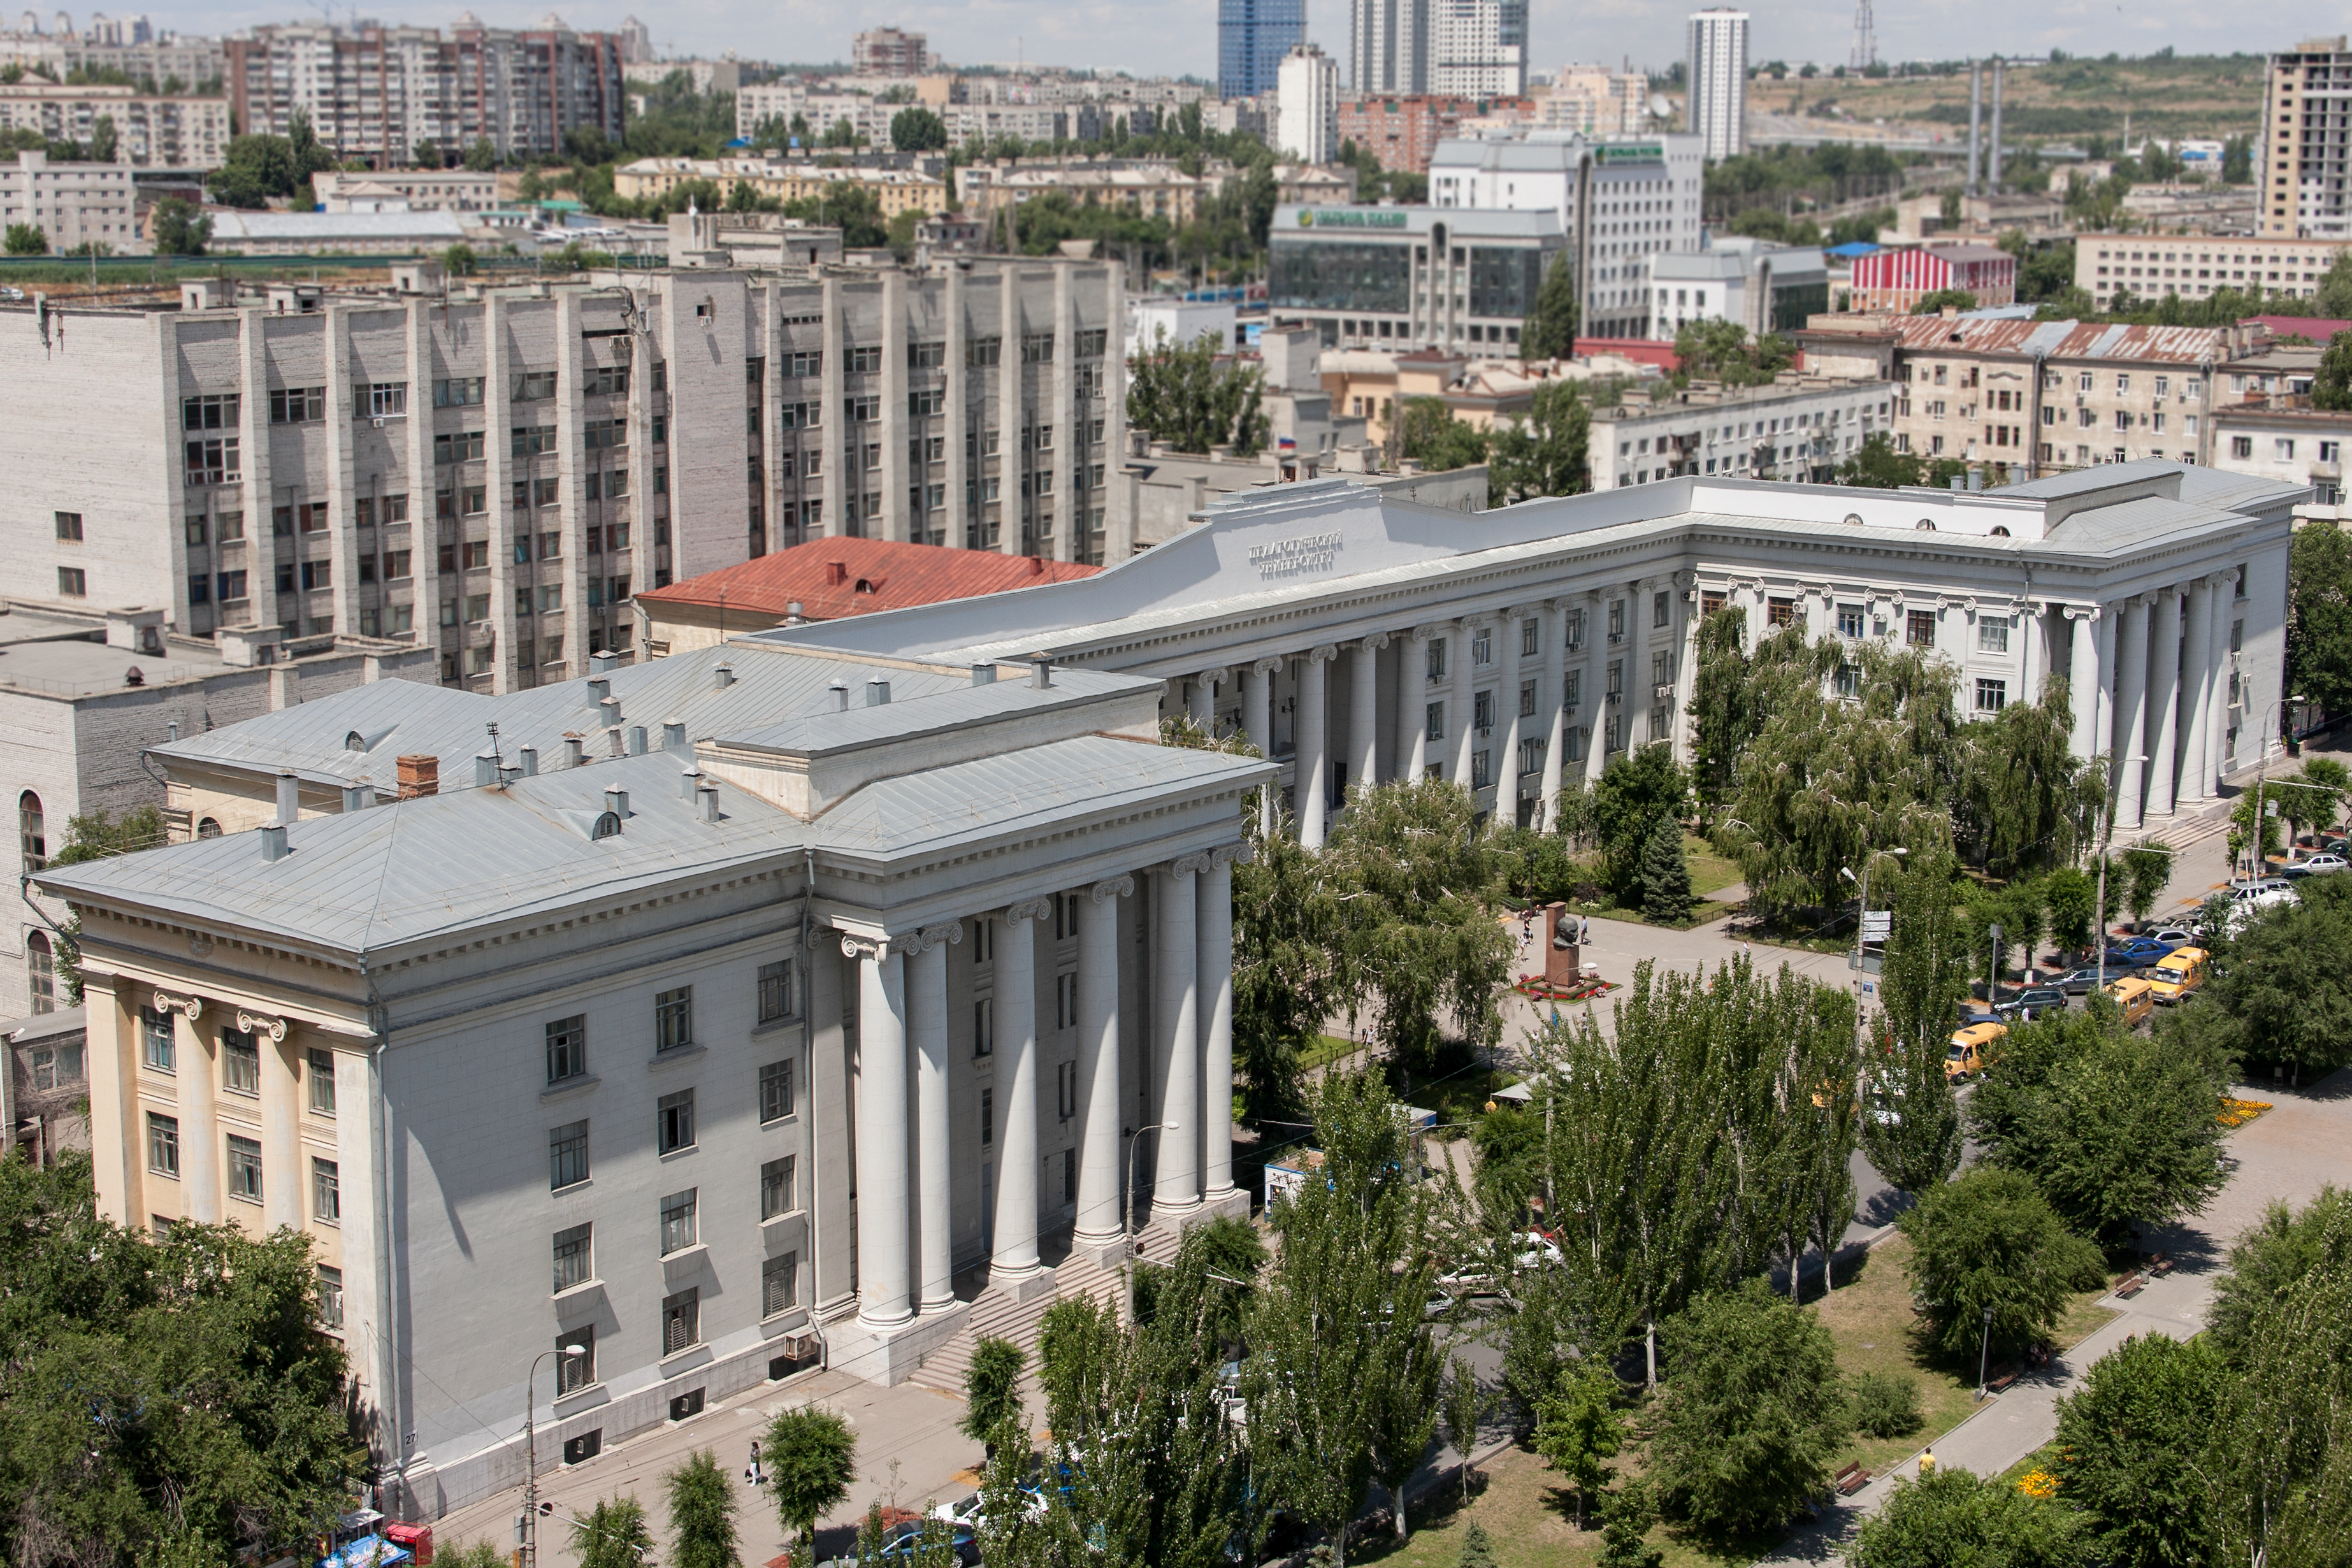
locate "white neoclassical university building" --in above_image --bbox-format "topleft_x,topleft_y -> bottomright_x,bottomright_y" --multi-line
39,459 -> 2293,1521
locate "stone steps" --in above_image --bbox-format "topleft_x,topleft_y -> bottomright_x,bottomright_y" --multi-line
910,1253 -> 1127,1397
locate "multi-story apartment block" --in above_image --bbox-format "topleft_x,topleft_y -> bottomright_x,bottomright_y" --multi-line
0,82 -> 230,168
1846,243 -> 2017,313
735,85 -> 900,148
613,158 -> 948,218
2260,39 -> 2352,238
0,261 -> 1127,700
1538,65 -> 1650,136
1220,0 -> 1307,99
1426,132 -> 1706,339
1351,0 -> 1430,94
1429,0 -> 1527,96
0,24 -> 224,86
2213,398 -> 2350,505
955,160 -> 1219,226
0,150 -> 138,252
1591,374 -> 1892,487
1277,45 -> 1340,164
225,20 -> 624,166
1269,202 -> 1565,352
1685,8 -> 1748,161
853,26 -> 932,78
1334,94 -> 1469,173
622,57 -> 740,95
2074,231 -> 2351,309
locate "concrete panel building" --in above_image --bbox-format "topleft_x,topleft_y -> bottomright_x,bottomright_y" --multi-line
1278,45 -> 1341,164
2260,39 -> 2352,238
0,149 -> 137,252
0,261 -> 1129,701
1592,373 -> 1890,487
1685,8 -> 1749,161
1268,202 -> 1566,352
2074,231 -> 2352,309
0,82 -> 231,168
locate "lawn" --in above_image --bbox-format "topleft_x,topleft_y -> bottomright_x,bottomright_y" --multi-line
1684,835 -> 1745,898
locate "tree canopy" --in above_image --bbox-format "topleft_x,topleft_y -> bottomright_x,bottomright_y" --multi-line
1126,326 -> 1269,456
1520,252 -> 1578,360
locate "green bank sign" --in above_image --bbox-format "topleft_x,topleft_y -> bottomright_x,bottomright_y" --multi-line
1598,143 -> 1664,163
1297,208 -> 1409,228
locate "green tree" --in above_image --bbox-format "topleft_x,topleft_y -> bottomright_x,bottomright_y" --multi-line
2198,874 -> 2352,1079
1910,287 -> 1980,314
1959,685 -> 2103,881
890,106 -> 948,152
2052,1332 -> 2230,1568
1864,839 -> 1968,1194
45,804 -> 169,1000
1457,1520 -> 1499,1568
1393,395 -> 1489,471
2018,240 -> 2078,305
2121,843 -> 2173,923
2316,331 -> 2352,412
1899,1166 -> 2106,1362
1485,378 -> 1589,504
1852,1466 -> 2086,1568
1838,431 -> 1928,489
1520,251 -> 1578,359
1592,742 -> 1688,903
1443,1354 -> 1482,1504
442,241 -> 480,277
4,221 -> 46,254
665,1449 -> 739,1568
0,1154 -> 365,1567
1126,326 -> 1268,455
960,1337 -> 1027,1452
87,112 -> 117,161
464,134 -> 497,171
762,1405 -> 857,1552
1685,607 -> 1752,831
412,138 -> 444,169
1638,816 -> 1694,924
152,196 -> 212,256
1671,319 -> 1797,387
1533,1355 -> 1624,1525
2043,866 -> 2096,956
2288,517 -> 2352,720
1231,806 -> 1343,1121
569,1495 -> 655,1568
2207,1186 -> 2352,1362
1650,1279 -> 1848,1538
1598,1479 -> 1664,1568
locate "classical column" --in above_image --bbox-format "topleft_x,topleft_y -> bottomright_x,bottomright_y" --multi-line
160,993 -> 216,1223
1072,875 -> 1133,1249
1187,670 -> 1220,730
1299,645 -> 1336,848
2209,570 -> 2239,780
1449,617 -> 1480,784
1244,656 -> 1280,834
1497,606 -> 1526,819
848,933 -> 915,1327
2146,587 -> 2182,820
2067,605 -> 2102,759
992,900 -> 1051,1280
2179,579 -> 2216,805
909,921 -> 961,1311
1626,578 -> 1653,747
2112,596 -> 2151,832
1152,854 -> 1207,1214
1352,633 -> 1387,796
1668,581 -> 1700,766
1199,845 -> 1241,1202
1582,591 -> 1610,783
247,1010 -> 301,1230
1400,626 -> 1436,778
1539,600 -> 1568,828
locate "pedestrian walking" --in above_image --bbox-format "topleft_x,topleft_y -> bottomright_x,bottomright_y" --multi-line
746,1439 -> 765,1486
1918,1447 -> 1936,1478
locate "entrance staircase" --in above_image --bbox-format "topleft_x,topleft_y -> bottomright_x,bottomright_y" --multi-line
909,1247 -> 1127,1396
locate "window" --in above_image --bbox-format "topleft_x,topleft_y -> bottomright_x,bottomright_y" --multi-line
847,345 -> 883,373
552,1221 -> 593,1293
546,1014 -> 588,1083
512,424 -> 556,458
588,363 -> 630,396
1654,589 -> 1671,628
556,1327 -> 596,1393
57,566 -> 86,597
1836,603 -> 1864,638
908,387 -> 944,417
584,417 -> 625,450
1835,662 -> 1861,698
661,1286 -> 701,1353
141,1006 -> 175,1072
1768,596 -> 1796,628
2277,438 -> 2298,461
974,996 -> 995,1057
1978,617 -> 2010,654
317,1265 -> 344,1328
789,350 -> 823,377
19,791 -> 45,872
308,1047 -> 336,1113
147,1112 -> 179,1176
182,392 -> 239,429
433,377 -> 485,407
549,1120 -> 590,1190
312,1157 -> 340,1221
1425,701 -> 1445,742
980,1088 -> 994,1147
366,383 -> 407,418
655,986 -> 693,1051
758,959 -> 796,1024
657,1088 -> 696,1155
226,1135 -> 263,1202
1473,690 -> 1494,730
844,395 -> 880,423
435,430 -> 486,464
514,370 -> 557,401
1905,609 -> 1936,648
222,1028 -> 260,1097
1055,974 -> 1078,1033
1021,333 -> 1056,363
1064,1147 -> 1078,1204
760,1155 -> 797,1219
967,336 -> 1002,366
1471,628 -> 1492,666
300,560 -> 331,591
659,1190 -> 698,1255
907,339 -> 946,369
760,1058 -> 795,1123
1057,1060 -> 1077,1119
54,510 -> 83,541
762,1251 -> 799,1317
272,385 -> 325,423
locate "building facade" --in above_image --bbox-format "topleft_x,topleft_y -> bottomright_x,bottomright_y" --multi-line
225,20 -> 625,166
0,24 -> 224,85
613,158 -> 948,217
0,263 -> 1128,700
0,82 -> 229,168
0,149 -> 136,252
1426,133 -> 1706,339
1220,0 -> 1306,99
853,27 -> 932,78
1268,202 -> 1564,352
312,168 -> 501,213
1643,238 -> 1827,340
1334,93 -> 1469,173
1685,8 -> 1748,161
2074,231 -> 2351,309
1539,65 -> 1649,136
1350,0 -> 1429,95
1429,0 -> 1526,97
2212,398 -> 2352,506
2260,40 -> 2352,238
1591,375 -> 1891,487
1277,45 -> 1341,164
1846,243 -> 2017,313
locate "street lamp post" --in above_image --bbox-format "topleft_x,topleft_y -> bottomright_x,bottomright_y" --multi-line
523,1343 -> 589,1568
1977,1305 -> 1995,1402
1986,921 -> 2003,1008
1123,1122 -> 1178,1327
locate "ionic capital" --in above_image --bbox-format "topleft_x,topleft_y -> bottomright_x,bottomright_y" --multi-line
1358,631 -> 1391,652
1168,851 -> 1214,878
1304,643 -> 1339,665
1090,875 -> 1134,904
152,990 -> 203,1023
1252,656 -> 1285,677
1004,896 -> 1056,924
234,1009 -> 289,1044
1408,623 -> 1440,643
918,922 -> 964,953
1209,841 -> 1253,869
1194,666 -> 1229,687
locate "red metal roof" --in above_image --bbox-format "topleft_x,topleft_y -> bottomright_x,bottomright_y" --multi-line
1885,315 -> 2226,363
637,538 -> 1099,622
2242,315 -> 2352,342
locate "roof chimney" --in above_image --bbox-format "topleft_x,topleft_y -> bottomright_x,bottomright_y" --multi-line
590,651 -> 619,675
275,770 -> 299,826
259,823 -> 290,862
519,745 -> 538,776
341,782 -> 370,812
587,675 -> 610,702
1027,554 -> 1044,575
604,784 -> 631,818
971,661 -> 997,686
712,661 -> 736,689
830,680 -> 849,712
628,724 -> 649,755
865,677 -> 891,706
663,718 -> 686,751
598,694 -> 621,730
1029,654 -> 1053,690
397,754 -> 438,798
606,725 -> 626,758
784,601 -> 806,624
829,560 -> 848,585
475,751 -> 499,787
563,734 -> 585,768
679,766 -> 703,798
696,780 -> 721,823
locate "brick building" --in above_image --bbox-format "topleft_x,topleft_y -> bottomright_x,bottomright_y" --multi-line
1333,94 -> 1471,174
1845,242 -> 2018,313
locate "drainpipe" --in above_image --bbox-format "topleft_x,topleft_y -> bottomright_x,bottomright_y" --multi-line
800,845 -> 828,1374
357,955 -> 403,1513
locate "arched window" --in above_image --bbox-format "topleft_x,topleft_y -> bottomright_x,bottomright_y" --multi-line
26,930 -> 54,1014
18,791 -> 43,872
196,817 -> 223,839
591,812 -> 623,841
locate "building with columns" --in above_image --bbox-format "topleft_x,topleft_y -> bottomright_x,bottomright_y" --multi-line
35,454 -> 2293,1523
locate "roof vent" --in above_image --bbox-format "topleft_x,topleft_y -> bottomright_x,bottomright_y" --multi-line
275,770 -> 299,826
591,810 -> 623,841
588,675 -> 610,702
971,661 -> 997,686
519,745 -> 538,777
696,780 -> 721,823
590,651 -> 619,675
1029,654 -> 1053,690
475,752 -> 498,787
663,718 -> 686,750
598,694 -> 622,729
784,601 -> 805,625
865,677 -> 891,707
563,734 -> 586,768
712,661 -> 736,689
345,730 -> 367,752
397,754 -> 438,798
628,724 -> 649,756
259,823 -> 290,862
828,560 -> 848,585
606,725 -> 626,758
830,680 -> 849,712
604,784 -> 631,818
679,766 -> 703,798
342,783 -> 370,812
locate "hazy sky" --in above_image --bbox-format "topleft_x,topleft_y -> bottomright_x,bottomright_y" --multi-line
74,1 -> 2352,84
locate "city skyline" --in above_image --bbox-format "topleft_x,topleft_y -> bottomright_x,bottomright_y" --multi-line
35,0 -> 2351,86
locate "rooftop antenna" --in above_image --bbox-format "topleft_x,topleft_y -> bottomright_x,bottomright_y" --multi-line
1849,0 -> 1875,73
485,720 -> 505,772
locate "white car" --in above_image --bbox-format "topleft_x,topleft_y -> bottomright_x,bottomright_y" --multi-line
1514,1232 -> 1564,1269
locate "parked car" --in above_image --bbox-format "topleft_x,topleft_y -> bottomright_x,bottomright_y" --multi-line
1514,1231 -> 1564,1270
2052,965 -> 2108,995
2144,927 -> 2198,946
1947,1021 -> 2007,1080
2147,947 -> 2209,1005
2281,853 -> 2349,879
2101,937 -> 2176,970
2105,975 -> 2156,1027
1996,986 -> 2070,1023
